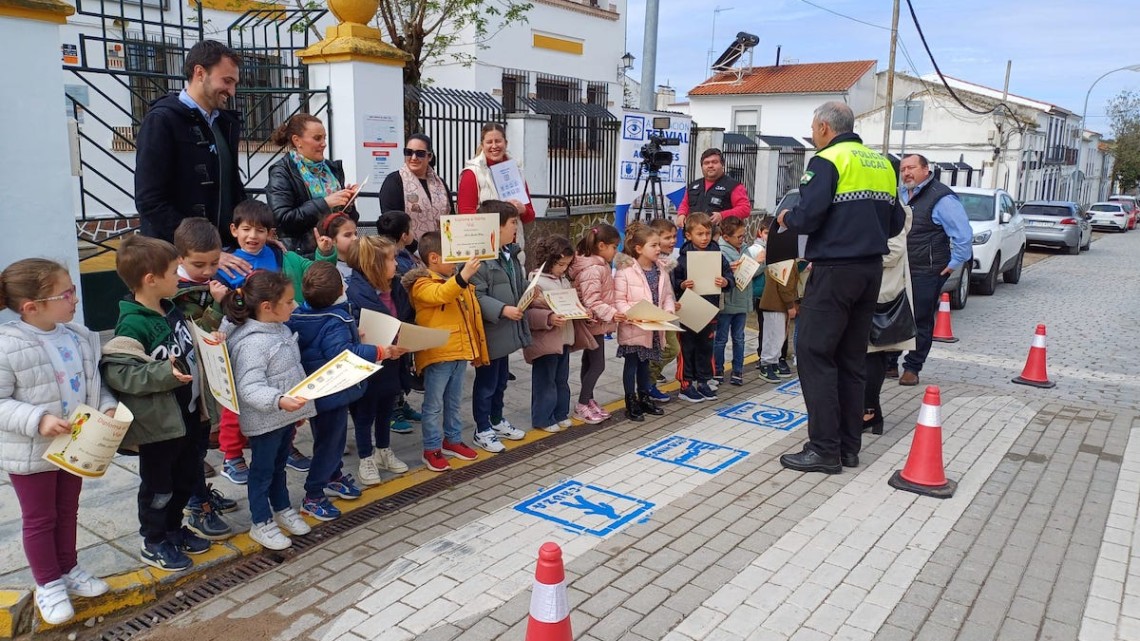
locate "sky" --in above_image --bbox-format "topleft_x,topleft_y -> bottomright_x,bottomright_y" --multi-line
623,0 -> 1140,135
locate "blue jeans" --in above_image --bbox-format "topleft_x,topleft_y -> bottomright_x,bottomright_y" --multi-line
421,361 -> 467,451
531,347 -> 570,428
305,406 -> 347,501
714,312 -> 747,376
472,356 -> 510,432
247,425 -> 293,524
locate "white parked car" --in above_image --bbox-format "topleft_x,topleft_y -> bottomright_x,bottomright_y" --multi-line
951,187 -> 1027,296
1088,201 -> 1132,232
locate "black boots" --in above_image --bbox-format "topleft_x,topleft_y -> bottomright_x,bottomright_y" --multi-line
625,394 -> 644,421
639,393 -> 665,416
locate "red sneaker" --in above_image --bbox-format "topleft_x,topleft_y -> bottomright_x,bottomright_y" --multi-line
422,449 -> 450,472
442,440 -> 478,461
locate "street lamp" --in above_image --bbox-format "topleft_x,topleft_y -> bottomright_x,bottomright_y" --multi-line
1073,64 -> 1140,202
618,52 -> 635,107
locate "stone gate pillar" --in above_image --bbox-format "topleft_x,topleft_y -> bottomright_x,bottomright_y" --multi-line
0,0 -> 83,321
298,0 -> 409,224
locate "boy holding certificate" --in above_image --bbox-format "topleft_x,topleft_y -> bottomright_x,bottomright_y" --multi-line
401,233 -> 488,472
469,200 -> 532,453
671,213 -> 733,403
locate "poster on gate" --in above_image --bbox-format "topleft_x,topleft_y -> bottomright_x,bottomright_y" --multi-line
615,110 -> 692,235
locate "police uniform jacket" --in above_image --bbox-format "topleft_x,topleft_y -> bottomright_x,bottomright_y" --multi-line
783,132 -> 905,262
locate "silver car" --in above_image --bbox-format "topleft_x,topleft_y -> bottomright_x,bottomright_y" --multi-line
1020,201 -> 1090,255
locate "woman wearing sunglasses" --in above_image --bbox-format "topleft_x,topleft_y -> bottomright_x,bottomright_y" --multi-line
378,134 -> 454,242
266,113 -> 359,257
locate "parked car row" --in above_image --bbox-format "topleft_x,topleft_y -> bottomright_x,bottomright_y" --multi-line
1020,201 -> 1091,255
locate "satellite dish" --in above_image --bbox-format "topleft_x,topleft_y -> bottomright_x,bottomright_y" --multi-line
712,32 -> 760,72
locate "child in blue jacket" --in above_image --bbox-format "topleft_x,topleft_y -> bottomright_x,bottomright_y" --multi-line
287,262 -> 403,521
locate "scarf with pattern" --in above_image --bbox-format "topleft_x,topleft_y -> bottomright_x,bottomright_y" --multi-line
291,150 -> 341,201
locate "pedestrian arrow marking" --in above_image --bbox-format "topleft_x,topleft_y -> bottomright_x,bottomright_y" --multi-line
636,435 -> 750,473
776,378 -> 801,396
514,480 -> 655,537
717,402 -> 808,431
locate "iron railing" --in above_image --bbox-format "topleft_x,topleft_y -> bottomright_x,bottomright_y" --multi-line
404,85 -> 504,192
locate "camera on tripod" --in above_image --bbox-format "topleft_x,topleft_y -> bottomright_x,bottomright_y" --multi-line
637,116 -> 680,173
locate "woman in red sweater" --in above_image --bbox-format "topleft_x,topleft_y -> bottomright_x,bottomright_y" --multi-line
456,123 -> 536,225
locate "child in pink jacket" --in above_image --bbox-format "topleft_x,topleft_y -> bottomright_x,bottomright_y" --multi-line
523,235 -> 596,432
613,223 -> 676,422
568,223 -> 624,424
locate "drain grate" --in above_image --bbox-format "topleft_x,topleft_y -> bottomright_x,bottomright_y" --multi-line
89,416 -> 617,640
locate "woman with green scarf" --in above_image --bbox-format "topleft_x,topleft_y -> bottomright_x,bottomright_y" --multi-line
267,114 -> 359,257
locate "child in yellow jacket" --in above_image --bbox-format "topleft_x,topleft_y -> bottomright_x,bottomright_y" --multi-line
399,231 -> 489,472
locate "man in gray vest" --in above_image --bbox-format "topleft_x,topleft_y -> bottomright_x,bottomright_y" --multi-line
896,154 -> 973,386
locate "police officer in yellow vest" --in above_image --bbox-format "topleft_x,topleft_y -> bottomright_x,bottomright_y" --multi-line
775,101 -> 905,475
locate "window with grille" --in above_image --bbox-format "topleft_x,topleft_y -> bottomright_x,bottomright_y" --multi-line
502,71 -> 529,114
537,74 -> 579,150
234,52 -> 287,142
124,34 -> 183,127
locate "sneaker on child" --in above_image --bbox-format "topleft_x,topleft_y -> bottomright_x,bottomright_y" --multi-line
301,496 -> 341,521
358,455 -> 382,486
679,385 -> 705,403
207,484 -> 239,513
169,526 -> 211,555
325,474 -> 362,500
63,565 -> 109,599
185,501 -> 233,540
374,448 -> 409,473
422,449 -> 450,472
730,373 -> 744,386
274,507 -> 312,535
646,386 -> 671,403
558,418 -> 573,429
397,403 -> 423,422
220,457 -> 249,485
777,358 -> 793,377
587,400 -> 611,419
540,424 -> 563,433
759,364 -> 781,383
286,447 -> 312,472
249,520 -> 292,550
573,403 -> 603,424
491,418 -> 526,440
442,440 -> 478,460
390,418 -> 415,435
473,429 -> 505,453
696,382 -> 718,400
35,578 -> 74,625
140,540 -> 192,572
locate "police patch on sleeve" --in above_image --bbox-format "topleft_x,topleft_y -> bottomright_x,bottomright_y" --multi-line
800,170 -> 814,184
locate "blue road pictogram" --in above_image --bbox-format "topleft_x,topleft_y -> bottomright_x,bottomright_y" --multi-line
514,480 -> 655,537
717,402 -> 808,431
621,161 -> 639,180
776,378 -> 801,396
636,435 -> 749,474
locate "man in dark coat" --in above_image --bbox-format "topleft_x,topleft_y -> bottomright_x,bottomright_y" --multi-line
134,40 -> 249,275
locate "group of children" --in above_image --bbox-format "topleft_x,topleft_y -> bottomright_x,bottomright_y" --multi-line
0,201 -> 800,625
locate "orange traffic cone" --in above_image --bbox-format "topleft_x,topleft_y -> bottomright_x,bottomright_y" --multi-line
888,386 -> 957,499
525,542 -> 572,641
1012,324 -> 1055,389
931,293 -> 959,343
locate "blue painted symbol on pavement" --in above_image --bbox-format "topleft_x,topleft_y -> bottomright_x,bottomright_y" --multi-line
620,161 -> 639,180
514,480 -> 655,537
623,116 -> 645,141
717,402 -> 808,431
636,435 -> 749,474
776,378 -> 801,396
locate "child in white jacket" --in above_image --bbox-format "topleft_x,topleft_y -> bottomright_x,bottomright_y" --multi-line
0,258 -> 117,625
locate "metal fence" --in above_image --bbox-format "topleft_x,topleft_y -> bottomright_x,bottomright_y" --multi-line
776,148 -> 806,204
404,85 -> 504,192
722,133 -> 758,200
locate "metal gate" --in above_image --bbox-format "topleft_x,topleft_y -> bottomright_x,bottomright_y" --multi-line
64,0 -> 326,257
722,133 -> 758,201
776,148 -> 806,201
404,85 -> 504,193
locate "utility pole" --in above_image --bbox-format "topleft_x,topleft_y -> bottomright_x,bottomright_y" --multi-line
991,60 -> 1011,189
881,0 -> 900,155
640,0 -> 660,112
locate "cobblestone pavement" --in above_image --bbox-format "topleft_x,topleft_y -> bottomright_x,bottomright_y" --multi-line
53,231 -> 1140,639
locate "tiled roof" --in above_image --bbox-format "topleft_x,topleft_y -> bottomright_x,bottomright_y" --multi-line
690,60 -> 876,96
